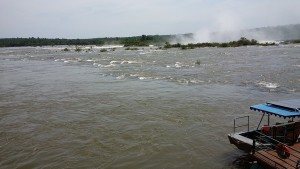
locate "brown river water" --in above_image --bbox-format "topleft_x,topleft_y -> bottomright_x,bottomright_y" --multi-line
0,45 -> 299,168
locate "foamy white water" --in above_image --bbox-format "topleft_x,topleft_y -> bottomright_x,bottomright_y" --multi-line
258,81 -> 280,89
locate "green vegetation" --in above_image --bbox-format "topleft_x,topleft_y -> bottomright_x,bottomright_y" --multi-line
163,37 -> 274,49
100,49 -> 107,52
0,35 -> 176,47
0,35 -> 289,48
0,37 -> 106,47
195,60 -> 201,65
121,35 -> 173,47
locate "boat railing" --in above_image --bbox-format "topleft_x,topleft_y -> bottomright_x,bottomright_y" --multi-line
233,115 -> 249,133
252,130 -> 300,169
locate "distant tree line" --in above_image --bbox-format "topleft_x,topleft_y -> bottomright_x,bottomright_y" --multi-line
0,35 -> 175,47
0,35 -> 289,48
0,37 -> 106,47
116,34 -> 194,47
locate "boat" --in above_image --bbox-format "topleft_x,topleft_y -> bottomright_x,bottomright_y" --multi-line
228,99 -> 300,169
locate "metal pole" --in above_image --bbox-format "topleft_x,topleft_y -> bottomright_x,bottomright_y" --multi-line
252,139 -> 256,154
248,116 -> 250,132
234,119 -> 236,133
257,112 -> 265,130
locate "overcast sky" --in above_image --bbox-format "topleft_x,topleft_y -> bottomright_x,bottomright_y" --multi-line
0,0 -> 299,38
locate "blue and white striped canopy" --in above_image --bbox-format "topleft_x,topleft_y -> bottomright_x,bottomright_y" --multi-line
250,99 -> 300,118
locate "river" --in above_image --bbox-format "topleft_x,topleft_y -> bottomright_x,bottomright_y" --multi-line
0,45 -> 299,168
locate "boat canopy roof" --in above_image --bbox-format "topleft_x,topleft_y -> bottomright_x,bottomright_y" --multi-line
250,99 -> 300,118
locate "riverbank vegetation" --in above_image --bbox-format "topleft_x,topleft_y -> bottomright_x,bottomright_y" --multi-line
163,37 -> 275,50
0,37 -> 107,47
0,35 -> 296,48
0,35 -> 173,47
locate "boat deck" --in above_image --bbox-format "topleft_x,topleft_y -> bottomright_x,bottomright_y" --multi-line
229,132 -> 254,144
251,143 -> 300,169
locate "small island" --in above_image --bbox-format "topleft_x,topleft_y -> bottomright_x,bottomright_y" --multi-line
163,37 -> 275,50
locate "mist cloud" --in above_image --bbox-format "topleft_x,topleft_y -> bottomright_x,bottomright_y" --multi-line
0,0 -> 299,38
